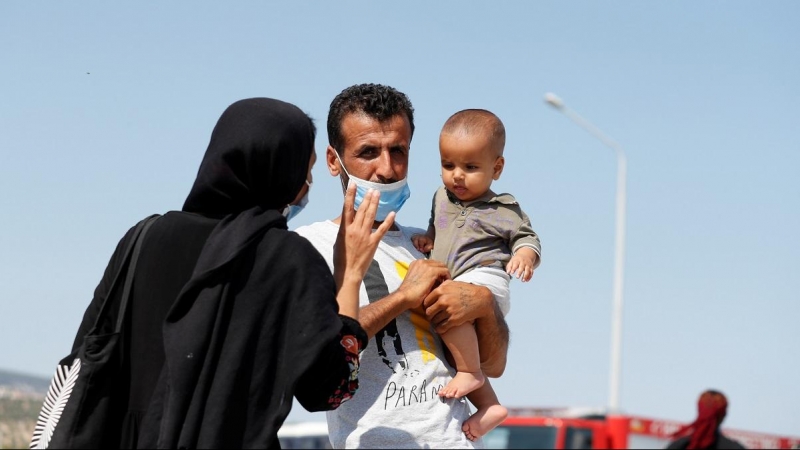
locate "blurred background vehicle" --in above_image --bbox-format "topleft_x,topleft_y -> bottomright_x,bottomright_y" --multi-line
277,407 -> 800,449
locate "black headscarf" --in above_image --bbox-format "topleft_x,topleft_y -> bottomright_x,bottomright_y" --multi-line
182,97 -> 314,217
139,98 -> 342,448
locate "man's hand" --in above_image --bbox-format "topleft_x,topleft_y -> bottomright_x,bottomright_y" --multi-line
396,260 -> 451,309
422,280 -> 494,334
358,259 -> 450,339
422,281 -> 508,377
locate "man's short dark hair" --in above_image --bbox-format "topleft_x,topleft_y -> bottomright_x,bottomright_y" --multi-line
327,83 -> 415,152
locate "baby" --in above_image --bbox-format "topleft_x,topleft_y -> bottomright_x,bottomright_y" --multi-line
412,109 -> 541,441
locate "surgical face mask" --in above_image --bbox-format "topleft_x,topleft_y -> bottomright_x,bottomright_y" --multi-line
282,180 -> 311,222
333,150 -> 410,221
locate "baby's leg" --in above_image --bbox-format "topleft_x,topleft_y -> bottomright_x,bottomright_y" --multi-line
438,323 -> 485,399
462,379 -> 508,441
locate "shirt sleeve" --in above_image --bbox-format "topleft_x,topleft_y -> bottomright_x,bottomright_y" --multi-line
509,207 -> 542,269
293,315 -> 368,412
428,189 -> 438,230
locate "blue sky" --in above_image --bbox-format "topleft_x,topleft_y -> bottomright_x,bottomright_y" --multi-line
1,1 -> 798,438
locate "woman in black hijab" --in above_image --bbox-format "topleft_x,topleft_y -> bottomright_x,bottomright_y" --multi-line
67,98 -> 392,448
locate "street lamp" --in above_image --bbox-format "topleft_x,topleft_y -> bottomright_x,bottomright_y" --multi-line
544,92 -> 627,413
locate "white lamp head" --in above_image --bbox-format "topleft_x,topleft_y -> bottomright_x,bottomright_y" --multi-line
544,92 -> 564,110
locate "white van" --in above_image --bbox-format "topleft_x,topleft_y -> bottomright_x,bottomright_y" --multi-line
277,421 -> 331,449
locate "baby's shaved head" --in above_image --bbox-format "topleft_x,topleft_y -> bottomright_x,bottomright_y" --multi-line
441,109 -> 506,156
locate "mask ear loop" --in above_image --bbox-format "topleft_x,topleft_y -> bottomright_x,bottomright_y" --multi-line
282,179 -> 313,214
332,149 -> 351,192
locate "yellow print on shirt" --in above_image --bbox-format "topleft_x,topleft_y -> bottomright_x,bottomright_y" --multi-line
395,261 -> 437,364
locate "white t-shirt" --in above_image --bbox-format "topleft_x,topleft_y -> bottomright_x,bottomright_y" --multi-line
295,220 -> 480,449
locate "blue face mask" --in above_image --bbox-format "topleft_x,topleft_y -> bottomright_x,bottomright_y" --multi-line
334,151 -> 410,222
282,180 -> 311,222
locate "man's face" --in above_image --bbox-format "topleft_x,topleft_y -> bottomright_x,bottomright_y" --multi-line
327,112 -> 412,184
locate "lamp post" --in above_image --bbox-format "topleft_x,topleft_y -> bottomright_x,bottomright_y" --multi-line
544,93 -> 627,413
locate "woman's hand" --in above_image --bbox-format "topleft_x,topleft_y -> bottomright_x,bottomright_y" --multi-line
333,182 -> 395,318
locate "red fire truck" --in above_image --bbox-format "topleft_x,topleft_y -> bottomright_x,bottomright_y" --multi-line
483,407 -> 800,449
277,407 -> 800,449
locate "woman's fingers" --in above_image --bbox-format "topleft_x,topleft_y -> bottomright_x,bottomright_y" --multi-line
350,188 -> 376,228
359,189 -> 380,227
374,211 -> 396,241
341,181 -> 357,225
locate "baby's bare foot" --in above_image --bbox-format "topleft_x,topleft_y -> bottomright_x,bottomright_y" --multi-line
438,371 -> 485,399
462,404 -> 509,441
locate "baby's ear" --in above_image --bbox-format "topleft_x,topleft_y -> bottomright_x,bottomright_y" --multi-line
493,156 -> 505,180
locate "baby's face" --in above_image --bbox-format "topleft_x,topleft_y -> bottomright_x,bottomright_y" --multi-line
439,132 -> 504,202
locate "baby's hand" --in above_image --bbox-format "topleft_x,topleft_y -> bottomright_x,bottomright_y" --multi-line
506,249 -> 537,282
411,234 -> 434,254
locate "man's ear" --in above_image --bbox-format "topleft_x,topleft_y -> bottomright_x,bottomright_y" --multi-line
493,156 -> 505,180
327,145 -> 341,176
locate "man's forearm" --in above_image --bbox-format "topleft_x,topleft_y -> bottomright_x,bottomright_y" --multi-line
476,300 -> 509,377
358,291 -> 411,339
421,280 -> 510,376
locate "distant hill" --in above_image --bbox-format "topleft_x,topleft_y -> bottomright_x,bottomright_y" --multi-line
0,369 -> 48,448
0,368 -> 50,395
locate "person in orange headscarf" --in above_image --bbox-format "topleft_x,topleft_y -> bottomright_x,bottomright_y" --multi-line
667,390 -> 746,449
